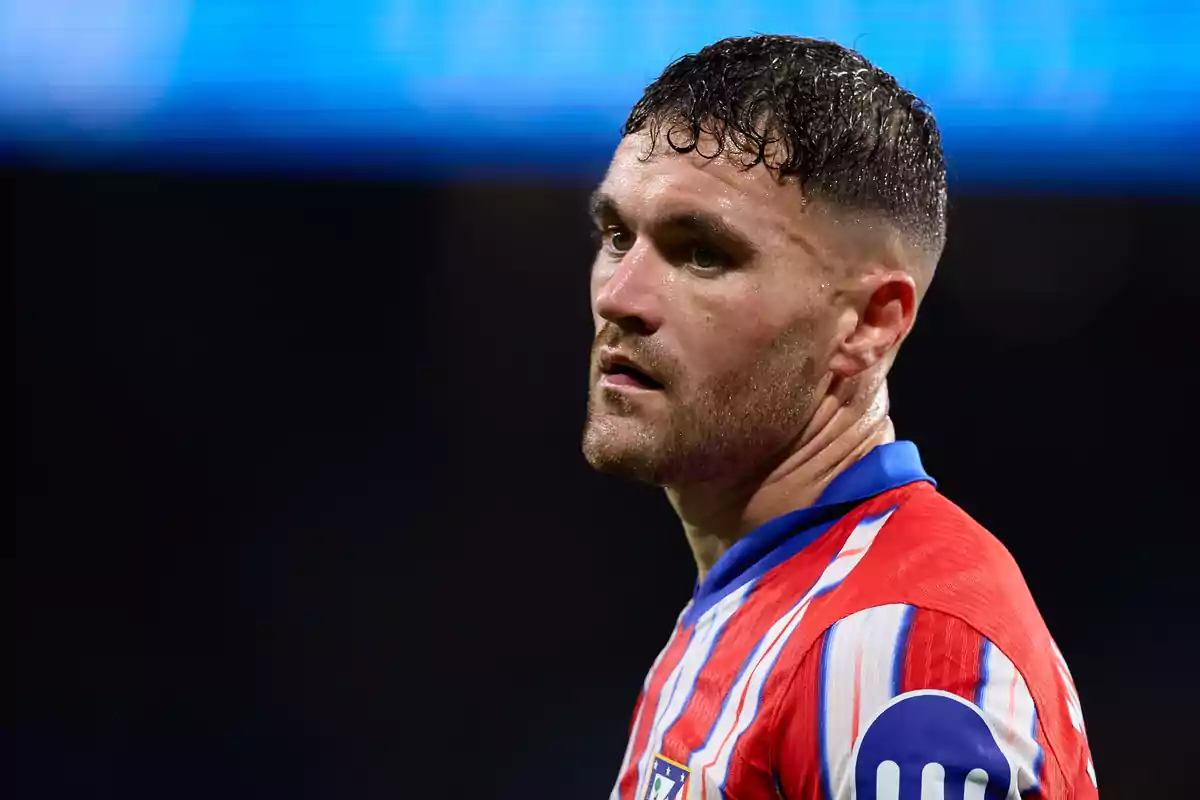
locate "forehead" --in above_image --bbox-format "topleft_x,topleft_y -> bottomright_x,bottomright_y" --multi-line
597,131 -> 808,243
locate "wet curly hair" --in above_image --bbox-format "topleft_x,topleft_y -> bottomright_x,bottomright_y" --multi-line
623,35 -> 948,261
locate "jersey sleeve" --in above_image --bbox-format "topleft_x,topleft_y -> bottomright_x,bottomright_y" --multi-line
768,605 -> 1097,800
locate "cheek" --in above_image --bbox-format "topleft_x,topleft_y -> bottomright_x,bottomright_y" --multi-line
679,296 -> 791,375
679,284 -> 831,380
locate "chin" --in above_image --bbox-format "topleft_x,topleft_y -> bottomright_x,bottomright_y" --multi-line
583,450 -> 670,486
581,417 -> 672,486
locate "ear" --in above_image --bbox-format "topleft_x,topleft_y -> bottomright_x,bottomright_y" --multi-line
829,271 -> 918,378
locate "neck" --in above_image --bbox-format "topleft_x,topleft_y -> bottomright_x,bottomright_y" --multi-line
666,377 -> 895,583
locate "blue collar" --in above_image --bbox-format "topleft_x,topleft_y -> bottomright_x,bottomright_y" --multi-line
682,441 -> 934,628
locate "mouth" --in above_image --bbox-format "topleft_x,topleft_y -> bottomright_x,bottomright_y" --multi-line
598,353 -> 665,392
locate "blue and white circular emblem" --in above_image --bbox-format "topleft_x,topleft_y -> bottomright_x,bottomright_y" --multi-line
850,690 -> 1016,800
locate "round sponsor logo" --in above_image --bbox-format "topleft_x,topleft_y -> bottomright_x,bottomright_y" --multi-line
851,690 -> 1015,800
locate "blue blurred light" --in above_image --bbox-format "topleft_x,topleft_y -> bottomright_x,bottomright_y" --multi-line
0,0 -> 1196,184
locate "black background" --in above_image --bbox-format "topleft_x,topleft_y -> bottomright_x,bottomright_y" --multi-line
13,166 -> 1197,797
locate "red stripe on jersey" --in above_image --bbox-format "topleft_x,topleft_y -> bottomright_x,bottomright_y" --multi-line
1066,750 -> 1100,800
654,582 -> 798,771
656,513 -> 857,777
1031,719 -> 1088,800
697,598 -> 817,800
899,608 -> 986,701
764,632 -> 827,800
618,625 -> 693,800
700,497 -> 909,800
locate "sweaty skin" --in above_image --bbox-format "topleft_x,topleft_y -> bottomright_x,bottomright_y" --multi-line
582,130 -> 921,580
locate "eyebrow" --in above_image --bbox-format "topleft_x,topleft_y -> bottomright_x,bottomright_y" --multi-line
588,189 -> 619,222
588,190 -> 759,258
658,210 -> 758,257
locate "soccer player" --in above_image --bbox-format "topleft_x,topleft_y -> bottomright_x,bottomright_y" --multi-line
582,36 -> 1098,800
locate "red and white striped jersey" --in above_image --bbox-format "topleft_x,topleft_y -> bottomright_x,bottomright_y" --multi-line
612,442 -> 1097,800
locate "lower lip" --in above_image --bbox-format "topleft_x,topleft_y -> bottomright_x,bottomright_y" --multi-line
600,373 -> 661,392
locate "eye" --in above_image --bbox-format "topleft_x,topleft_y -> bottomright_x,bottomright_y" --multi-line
600,226 -> 635,256
689,244 -> 727,273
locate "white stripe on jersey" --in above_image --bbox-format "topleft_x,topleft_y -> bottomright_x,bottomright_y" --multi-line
687,509 -> 897,800
1049,638 -> 1086,735
628,580 -> 755,800
609,611 -> 688,800
813,510 -> 895,592
1048,638 -> 1072,679
819,603 -> 913,800
978,641 -> 1042,794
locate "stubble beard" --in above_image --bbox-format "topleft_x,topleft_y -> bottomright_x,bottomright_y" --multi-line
581,330 -> 821,487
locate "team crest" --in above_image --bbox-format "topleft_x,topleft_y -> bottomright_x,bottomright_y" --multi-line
643,754 -> 690,800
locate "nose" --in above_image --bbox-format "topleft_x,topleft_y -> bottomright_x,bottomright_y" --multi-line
592,242 -> 664,336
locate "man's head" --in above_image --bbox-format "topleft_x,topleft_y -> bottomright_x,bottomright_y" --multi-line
581,35 -> 947,487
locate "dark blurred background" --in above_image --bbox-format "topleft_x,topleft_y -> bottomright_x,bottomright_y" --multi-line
10,3 -> 1199,798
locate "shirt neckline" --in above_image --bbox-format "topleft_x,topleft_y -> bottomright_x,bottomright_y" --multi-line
682,441 -> 935,628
